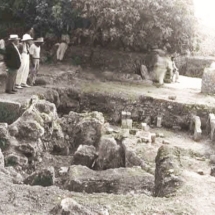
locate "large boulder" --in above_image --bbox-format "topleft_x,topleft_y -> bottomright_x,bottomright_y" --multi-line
73,145 -> 97,168
154,145 -> 184,197
23,166 -> 55,186
50,198 -> 99,215
61,111 -> 104,151
0,100 -> 21,124
95,136 -> 124,170
8,97 -> 65,154
65,165 -> 154,194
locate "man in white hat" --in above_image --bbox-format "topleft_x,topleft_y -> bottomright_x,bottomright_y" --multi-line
29,37 -> 44,85
4,35 -> 21,94
15,33 -> 33,88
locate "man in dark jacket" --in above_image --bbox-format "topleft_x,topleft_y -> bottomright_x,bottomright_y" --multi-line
4,34 -> 21,94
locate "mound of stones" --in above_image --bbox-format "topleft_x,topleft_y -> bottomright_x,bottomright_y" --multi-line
0,96 -> 186,198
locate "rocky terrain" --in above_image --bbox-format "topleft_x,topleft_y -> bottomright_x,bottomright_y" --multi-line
1,63 -> 215,215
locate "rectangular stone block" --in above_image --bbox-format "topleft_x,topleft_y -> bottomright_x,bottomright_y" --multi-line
156,116 -> 162,127
121,119 -> 132,129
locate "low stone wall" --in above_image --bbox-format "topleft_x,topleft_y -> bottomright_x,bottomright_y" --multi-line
67,46 -> 146,74
177,56 -> 215,78
45,88 -> 214,130
66,46 -> 215,78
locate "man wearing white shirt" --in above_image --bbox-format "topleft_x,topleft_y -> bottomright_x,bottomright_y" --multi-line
29,37 -> 44,85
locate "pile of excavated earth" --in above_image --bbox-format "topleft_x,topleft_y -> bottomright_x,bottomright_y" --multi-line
1,63 -> 215,215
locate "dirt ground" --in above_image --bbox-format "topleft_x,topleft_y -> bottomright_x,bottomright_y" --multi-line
1,63 -> 215,106
1,63 -> 215,215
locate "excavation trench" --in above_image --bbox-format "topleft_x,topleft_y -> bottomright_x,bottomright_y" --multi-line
0,84 -> 213,197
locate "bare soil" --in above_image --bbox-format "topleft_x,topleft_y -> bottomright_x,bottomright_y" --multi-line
1,63 -> 215,215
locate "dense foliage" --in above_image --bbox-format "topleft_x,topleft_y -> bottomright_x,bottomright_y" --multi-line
0,0 -> 79,38
0,0 -> 197,53
71,0 -> 197,53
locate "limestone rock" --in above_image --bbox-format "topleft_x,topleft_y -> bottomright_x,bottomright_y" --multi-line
24,167 -> 55,187
210,155 -> 215,164
50,198 -> 99,215
45,89 -> 61,108
65,165 -> 154,194
0,123 -> 10,150
4,152 -> 28,167
190,115 -> 202,141
61,111 -> 104,151
0,149 -> 4,168
210,166 -> 215,177
154,145 -> 184,197
95,136 -> 124,170
122,138 -> 145,168
0,100 -> 21,124
201,67 -> 215,94
73,145 -> 97,168
8,98 -> 65,156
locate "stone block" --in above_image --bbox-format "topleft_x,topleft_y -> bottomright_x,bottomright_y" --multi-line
0,100 -> 21,124
211,120 -> 215,141
121,119 -> 132,129
201,67 -> 215,94
190,115 -> 202,141
211,166 -> 215,177
141,122 -> 150,131
156,116 -> 162,127
150,133 -> 156,143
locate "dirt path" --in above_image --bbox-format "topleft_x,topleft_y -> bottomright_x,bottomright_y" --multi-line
1,63 -> 215,107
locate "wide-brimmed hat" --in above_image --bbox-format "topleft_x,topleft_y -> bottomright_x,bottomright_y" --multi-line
21,34 -> 33,41
34,37 -> 44,43
9,34 -> 20,40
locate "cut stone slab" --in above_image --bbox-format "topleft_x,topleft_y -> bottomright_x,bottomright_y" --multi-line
156,116 -> 162,127
121,119 -> 133,129
65,165 -> 154,194
0,99 -> 21,124
190,115 -> 202,141
206,114 -> 215,141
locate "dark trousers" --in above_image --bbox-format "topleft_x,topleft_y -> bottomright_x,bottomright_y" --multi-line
5,68 -> 17,92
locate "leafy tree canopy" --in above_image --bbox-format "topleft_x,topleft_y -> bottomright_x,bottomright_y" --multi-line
71,0 -> 197,53
0,0 -> 197,54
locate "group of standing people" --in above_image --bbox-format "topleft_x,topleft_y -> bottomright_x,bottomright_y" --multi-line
3,31 -> 43,94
